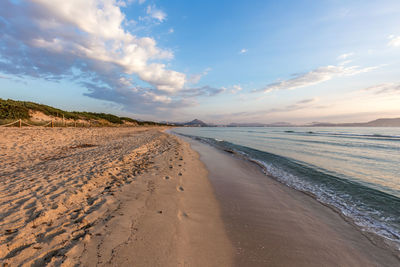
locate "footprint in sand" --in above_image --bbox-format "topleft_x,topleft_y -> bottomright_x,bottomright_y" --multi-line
177,186 -> 184,192
177,210 -> 189,220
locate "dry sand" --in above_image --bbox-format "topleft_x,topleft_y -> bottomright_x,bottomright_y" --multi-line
0,127 -> 232,266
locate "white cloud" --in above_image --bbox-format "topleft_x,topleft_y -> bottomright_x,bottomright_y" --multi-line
231,84 -> 242,94
388,35 -> 400,47
168,28 -> 174,34
239,48 -> 248,54
337,52 -> 354,60
0,0 -> 185,96
338,60 -> 353,66
117,0 -> 145,7
256,64 -> 380,93
146,5 -> 167,22
144,92 -> 172,104
188,68 -> 212,84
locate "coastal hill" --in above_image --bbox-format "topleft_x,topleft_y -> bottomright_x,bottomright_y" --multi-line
165,119 -> 210,127
183,119 -> 208,127
309,118 -> 400,127
0,98 -> 162,126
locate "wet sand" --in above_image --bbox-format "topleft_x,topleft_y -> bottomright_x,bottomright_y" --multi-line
184,136 -> 400,266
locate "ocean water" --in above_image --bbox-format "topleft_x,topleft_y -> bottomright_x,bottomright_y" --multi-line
173,127 -> 400,249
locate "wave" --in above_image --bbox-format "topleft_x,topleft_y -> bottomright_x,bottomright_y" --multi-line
177,132 -> 400,250
283,130 -> 400,140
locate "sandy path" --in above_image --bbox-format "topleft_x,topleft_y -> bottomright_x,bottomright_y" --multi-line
0,128 -> 233,266
75,135 -> 233,267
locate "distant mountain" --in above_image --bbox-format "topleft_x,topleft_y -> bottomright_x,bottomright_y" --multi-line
363,118 -> 400,127
183,119 -> 209,127
310,118 -> 400,127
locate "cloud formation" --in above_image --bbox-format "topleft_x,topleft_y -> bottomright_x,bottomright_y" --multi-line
256,64 -> 379,93
207,97 -> 320,122
179,86 -> 225,98
0,0 -> 190,115
187,68 -> 212,84
230,84 -> 242,94
117,0 -> 146,7
388,35 -> 400,47
239,48 -> 248,54
337,52 -> 354,60
364,82 -> 400,94
146,4 -> 167,22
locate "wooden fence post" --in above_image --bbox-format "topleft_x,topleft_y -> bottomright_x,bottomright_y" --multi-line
19,119 -> 22,128
51,120 -> 54,128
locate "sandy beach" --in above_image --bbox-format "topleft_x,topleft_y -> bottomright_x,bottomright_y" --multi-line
0,127 -> 398,266
0,127 -> 232,266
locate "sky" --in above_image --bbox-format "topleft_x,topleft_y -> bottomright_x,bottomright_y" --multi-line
0,0 -> 400,124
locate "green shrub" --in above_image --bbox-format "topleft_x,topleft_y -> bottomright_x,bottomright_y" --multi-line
0,98 -> 164,126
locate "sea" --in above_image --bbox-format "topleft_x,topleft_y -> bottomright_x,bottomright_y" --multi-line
173,127 -> 400,250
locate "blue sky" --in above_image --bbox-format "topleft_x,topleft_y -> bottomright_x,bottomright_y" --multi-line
0,0 -> 400,123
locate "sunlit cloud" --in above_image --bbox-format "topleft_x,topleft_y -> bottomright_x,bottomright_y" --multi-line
255,64 -> 380,93
117,0 -> 146,7
337,52 -> 354,60
388,35 -> 400,47
0,0 -> 187,115
230,84 -> 242,94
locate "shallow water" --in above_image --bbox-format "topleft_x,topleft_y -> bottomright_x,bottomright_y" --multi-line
173,127 -> 400,249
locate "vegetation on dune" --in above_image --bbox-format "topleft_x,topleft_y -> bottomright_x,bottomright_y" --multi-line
0,99 -> 31,120
0,98 -> 164,126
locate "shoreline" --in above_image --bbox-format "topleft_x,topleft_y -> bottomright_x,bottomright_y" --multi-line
180,134 -> 400,266
246,155 -> 400,255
